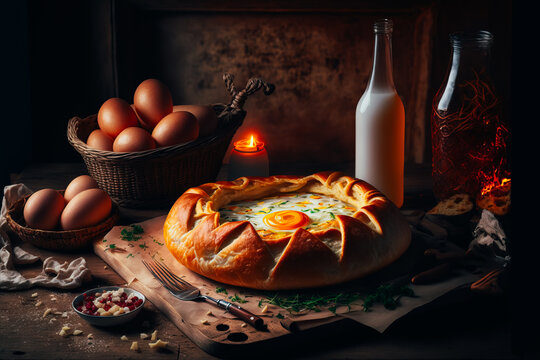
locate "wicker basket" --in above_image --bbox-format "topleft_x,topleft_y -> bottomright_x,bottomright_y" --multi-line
5,194 -> 119,251
66,74 -> 274,209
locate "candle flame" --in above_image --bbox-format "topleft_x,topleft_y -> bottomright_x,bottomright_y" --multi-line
233,134 -> 264,153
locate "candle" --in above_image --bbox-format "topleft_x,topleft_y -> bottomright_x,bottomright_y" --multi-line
227,135 -> 269,180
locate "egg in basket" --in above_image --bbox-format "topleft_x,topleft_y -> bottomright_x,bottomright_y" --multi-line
67,73 -> 274,209
5,175 -> 119,251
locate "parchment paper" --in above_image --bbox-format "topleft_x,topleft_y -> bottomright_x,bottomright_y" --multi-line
95,213 -> 496,334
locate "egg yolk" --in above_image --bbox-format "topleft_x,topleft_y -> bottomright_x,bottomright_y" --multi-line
262,210 -> 309,230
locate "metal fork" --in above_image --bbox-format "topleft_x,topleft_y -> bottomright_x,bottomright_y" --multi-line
142,259 -> 264,329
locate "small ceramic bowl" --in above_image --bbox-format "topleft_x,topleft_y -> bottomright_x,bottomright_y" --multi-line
72,286 -> 145,327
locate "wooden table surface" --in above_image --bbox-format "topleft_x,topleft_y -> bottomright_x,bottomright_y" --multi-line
0,162 -> 520,359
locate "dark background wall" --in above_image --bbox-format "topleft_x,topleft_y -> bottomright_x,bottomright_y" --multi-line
1,0 -> 512,189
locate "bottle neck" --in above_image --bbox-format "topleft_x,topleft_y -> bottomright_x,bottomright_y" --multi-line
449,30 -> 494,75
450,46 -> 492,74
367,31 -> 395,92
437,31 -> 494,113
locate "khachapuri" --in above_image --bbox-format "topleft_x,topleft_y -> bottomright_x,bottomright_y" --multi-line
163,172 -> 411,290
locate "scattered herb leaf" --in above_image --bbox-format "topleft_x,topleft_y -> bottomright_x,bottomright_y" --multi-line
362,283 -> 415,312
216,287 -> 228,295
229,294 -> 248,303
260,292 -> 363,314
104,243 -> 116,251
120,224 -> 145,242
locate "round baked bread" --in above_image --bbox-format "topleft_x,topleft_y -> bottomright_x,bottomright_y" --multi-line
163,172 -> 411,290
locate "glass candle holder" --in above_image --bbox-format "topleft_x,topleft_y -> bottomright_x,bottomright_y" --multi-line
227,135 -> 269,180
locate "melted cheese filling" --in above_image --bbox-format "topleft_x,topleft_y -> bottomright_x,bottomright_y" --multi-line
218,193 -> 357,239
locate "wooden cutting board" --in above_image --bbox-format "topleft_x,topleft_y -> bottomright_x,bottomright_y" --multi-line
94,214 -> 489,357
93,215 -> 344,357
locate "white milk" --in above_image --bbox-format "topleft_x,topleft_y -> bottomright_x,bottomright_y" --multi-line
355,19 -> 405,208
355,90 -> 404,207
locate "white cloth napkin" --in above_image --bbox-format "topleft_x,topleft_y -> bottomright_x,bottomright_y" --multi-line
0,184 -> 92,290
470,209 -> 510,266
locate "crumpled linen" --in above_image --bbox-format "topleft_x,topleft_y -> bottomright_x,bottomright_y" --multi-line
0,183 -> 92,290
470,209 -> 510,266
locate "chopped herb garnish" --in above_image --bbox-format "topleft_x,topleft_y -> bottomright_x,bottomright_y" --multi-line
152,237 -> 164,246
229,294 -> 248,303
258,284 -> 413,315
104,243 -> 116,251
120,224 -> 144,242
260,292 -> 363,314
126,253 -> 134,258
216,287 -> 228,295
362,283 -> 415,312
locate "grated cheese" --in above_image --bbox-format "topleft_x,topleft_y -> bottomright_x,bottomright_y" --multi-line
148,339 -> 168,349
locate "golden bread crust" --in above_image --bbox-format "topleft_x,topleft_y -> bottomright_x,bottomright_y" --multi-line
163,172 -> 411,290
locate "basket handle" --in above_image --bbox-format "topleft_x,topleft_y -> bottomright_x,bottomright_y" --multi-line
223,73 -> 275,110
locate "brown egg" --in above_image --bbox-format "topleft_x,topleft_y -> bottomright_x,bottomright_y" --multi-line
23,189 -> 65,230
151,111 -> 199,147
134,79 -> 173,130
130,104 -> 143,124
64,175 -> 99,203
173,105 -> 218,137
97,98 -> 139,138
113,127 -> 156,152
86,129 -> 114,151
60,188 -> 112,231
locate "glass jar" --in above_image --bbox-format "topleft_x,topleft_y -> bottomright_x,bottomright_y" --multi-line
430,30 -> 509,200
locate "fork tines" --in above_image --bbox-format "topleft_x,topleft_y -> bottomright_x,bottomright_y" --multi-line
142,259 -> 190,292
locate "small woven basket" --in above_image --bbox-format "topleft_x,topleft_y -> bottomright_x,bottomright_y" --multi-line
5,194 -> 120,251
67,74 -> 274,209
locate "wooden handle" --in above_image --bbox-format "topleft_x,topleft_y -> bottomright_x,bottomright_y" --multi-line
227,303 -> 265,329
215,299 -> 265,329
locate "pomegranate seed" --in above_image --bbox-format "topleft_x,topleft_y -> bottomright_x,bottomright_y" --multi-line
79,288 -> 139,317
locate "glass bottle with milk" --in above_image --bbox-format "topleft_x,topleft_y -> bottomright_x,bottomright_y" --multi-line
355,19 -> 405,208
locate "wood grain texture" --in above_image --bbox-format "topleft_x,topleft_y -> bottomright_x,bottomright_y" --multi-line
0,163 -> 515,359
0,241 -> 216,360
